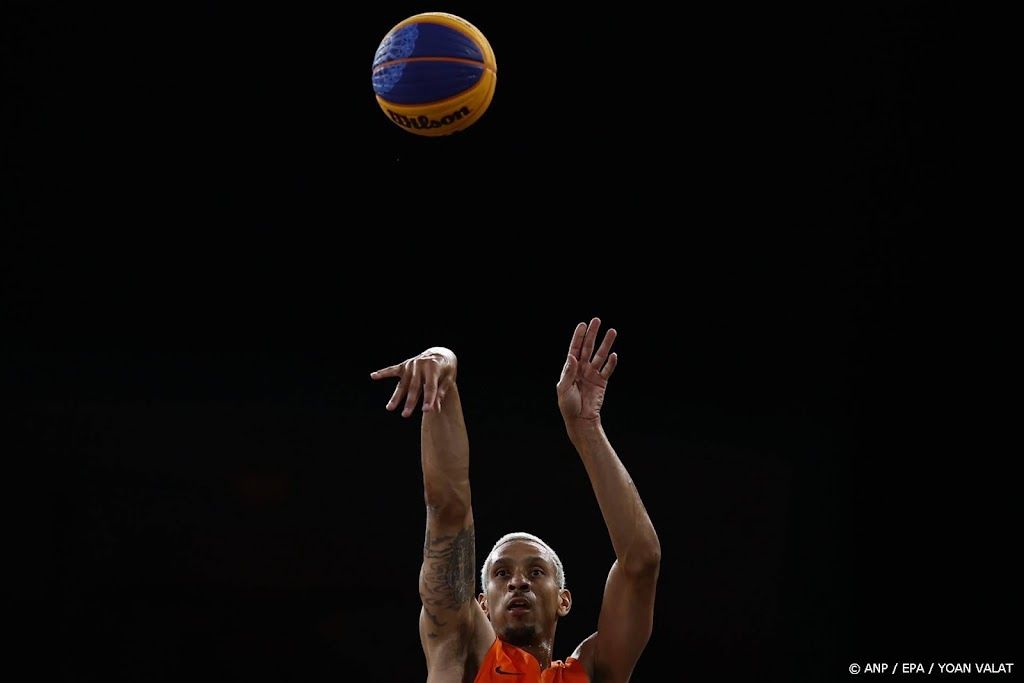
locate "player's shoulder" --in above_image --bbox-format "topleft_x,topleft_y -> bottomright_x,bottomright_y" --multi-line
421,600 -> 496,679
570,631 -> 598,679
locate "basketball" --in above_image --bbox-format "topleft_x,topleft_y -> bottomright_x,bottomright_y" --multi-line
371,13 -> 497,137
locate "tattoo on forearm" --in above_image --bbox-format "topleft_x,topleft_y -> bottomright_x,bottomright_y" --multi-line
422,525 -> 475,611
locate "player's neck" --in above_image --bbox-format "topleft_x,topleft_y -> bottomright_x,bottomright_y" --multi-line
509,638 -> 554,671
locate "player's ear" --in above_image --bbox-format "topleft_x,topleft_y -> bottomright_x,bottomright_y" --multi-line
478,593 -> 489,616
557,588 -> 572,617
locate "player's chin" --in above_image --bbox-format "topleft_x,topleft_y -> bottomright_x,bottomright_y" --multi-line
501,624 -> 537,647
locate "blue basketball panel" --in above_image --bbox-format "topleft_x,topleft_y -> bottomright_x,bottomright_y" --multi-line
372,61 -> 483,104
372,22 -> 483,69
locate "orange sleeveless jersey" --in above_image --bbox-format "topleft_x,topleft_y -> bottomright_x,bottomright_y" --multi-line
473,638 -> 590,683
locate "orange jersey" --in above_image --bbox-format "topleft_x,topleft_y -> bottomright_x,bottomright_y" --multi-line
473,638 -> 590,683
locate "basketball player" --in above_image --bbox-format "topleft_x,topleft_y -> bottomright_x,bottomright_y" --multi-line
371,318 -> 660,682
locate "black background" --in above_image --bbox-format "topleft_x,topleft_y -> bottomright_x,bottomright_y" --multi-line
6,2 -> 1012,682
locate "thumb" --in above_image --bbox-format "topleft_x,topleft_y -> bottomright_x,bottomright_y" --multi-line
556,354 -> 578,394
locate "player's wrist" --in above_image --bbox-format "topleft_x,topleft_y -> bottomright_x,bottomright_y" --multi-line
564,415 -> 603,441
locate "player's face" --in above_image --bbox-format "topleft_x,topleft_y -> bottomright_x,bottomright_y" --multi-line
481,540 -> 563,644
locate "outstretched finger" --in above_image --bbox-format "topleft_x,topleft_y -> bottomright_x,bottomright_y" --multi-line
402,362 -> 422,417
567,322 -> 586,359
591,328 -> 617,369
556,354 -> 578,395
580,317 -> 601,362
421,365 -> 439,412
386,369 -> 410,411
370,363 -> 402,379
600,352 -> 618,380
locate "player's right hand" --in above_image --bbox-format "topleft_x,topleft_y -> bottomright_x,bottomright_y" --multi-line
370,347 -> 457,417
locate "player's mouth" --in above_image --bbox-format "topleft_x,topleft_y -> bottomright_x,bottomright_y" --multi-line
507,597 -> 531,615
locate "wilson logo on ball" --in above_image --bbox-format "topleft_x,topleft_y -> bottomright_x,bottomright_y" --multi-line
386,106 -> 472,131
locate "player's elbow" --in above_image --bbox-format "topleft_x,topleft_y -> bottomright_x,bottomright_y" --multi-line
424,494 -> 471,524
623,543 -> 662,576
423,481 -> 471,517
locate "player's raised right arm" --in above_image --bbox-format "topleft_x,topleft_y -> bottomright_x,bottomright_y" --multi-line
371,347 -> 490,671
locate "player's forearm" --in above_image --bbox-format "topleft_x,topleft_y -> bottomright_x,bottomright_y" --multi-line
421,382 -> 471,514
567,420 -> 661,572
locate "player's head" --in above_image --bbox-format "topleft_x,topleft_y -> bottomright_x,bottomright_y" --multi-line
478,532 -> 571,646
